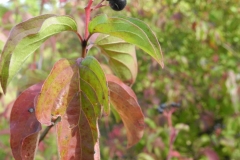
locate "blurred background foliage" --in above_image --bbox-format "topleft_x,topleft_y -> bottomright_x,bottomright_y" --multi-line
0,0 -> 240,159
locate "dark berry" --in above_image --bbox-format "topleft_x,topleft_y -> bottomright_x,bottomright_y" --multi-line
108,0 -> 127,11
157,107 -> 164,114
160,103 -> 167,109
170,102 -> 181,108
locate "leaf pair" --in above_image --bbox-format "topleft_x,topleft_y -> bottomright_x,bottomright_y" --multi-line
35,56 -> 108,159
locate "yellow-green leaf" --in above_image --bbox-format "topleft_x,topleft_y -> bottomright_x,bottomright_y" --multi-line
95,34 -> 137,86
0,14 -> 78,93
89,14 -> 164,68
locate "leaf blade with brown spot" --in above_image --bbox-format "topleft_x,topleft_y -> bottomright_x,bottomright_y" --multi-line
10,83 -> 42,160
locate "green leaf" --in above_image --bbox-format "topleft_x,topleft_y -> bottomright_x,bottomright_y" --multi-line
79,56 -> 110,116
137,153 -> 155,160
95,34 -> 137,86
89,14 -> 164,68
0,14 -> 78,93
35,56 -> 109,159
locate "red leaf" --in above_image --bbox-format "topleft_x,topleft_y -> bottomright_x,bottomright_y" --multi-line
10,83 -> 42,160
59,0 -> 68,2
202,148 -> 219,160
56,105 -> 100,160
54,91 -> 94,159
2,11 -> 13,24
107,74 -> 145,148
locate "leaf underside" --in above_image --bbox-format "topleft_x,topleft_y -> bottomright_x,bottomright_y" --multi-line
107,74 -> 145,148
0,14 -> 78,93
35,56 -> 109,160
10,82 -> 43,160
89,14 -> 164,68
95,34 -> 137,86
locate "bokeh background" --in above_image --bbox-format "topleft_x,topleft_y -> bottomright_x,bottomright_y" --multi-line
0,0 -> 240,159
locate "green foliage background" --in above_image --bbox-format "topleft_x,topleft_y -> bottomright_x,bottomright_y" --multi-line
0,0 -> 239,159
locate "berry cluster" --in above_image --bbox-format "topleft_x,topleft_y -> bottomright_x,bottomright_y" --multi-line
158,102 -> 181,114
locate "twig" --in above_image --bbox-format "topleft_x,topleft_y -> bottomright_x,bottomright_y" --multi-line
164,108 -> 178,160
39,117 -> 61,143
91,0 -> 106,11
77,32 -> 84,43
81,40 -> 88,58
40,0 -> 44,15
84,0 -> 94,40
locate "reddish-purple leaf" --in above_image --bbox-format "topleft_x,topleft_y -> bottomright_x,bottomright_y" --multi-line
2,11 -> 13,24
56,104 -> 99,159
10,83 -> 43,160
107,74 -> 145,147
202,148 -> 219,160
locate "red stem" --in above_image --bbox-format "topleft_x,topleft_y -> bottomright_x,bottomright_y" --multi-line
82,0 -> 106,58
84,0 -> 94,40
164,108 -> 177,160
77,32 -> 83,43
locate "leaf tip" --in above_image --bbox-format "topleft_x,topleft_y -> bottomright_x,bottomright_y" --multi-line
160,61 -> 164,69
0,81 -> 7,94
156,55 -> 164,69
